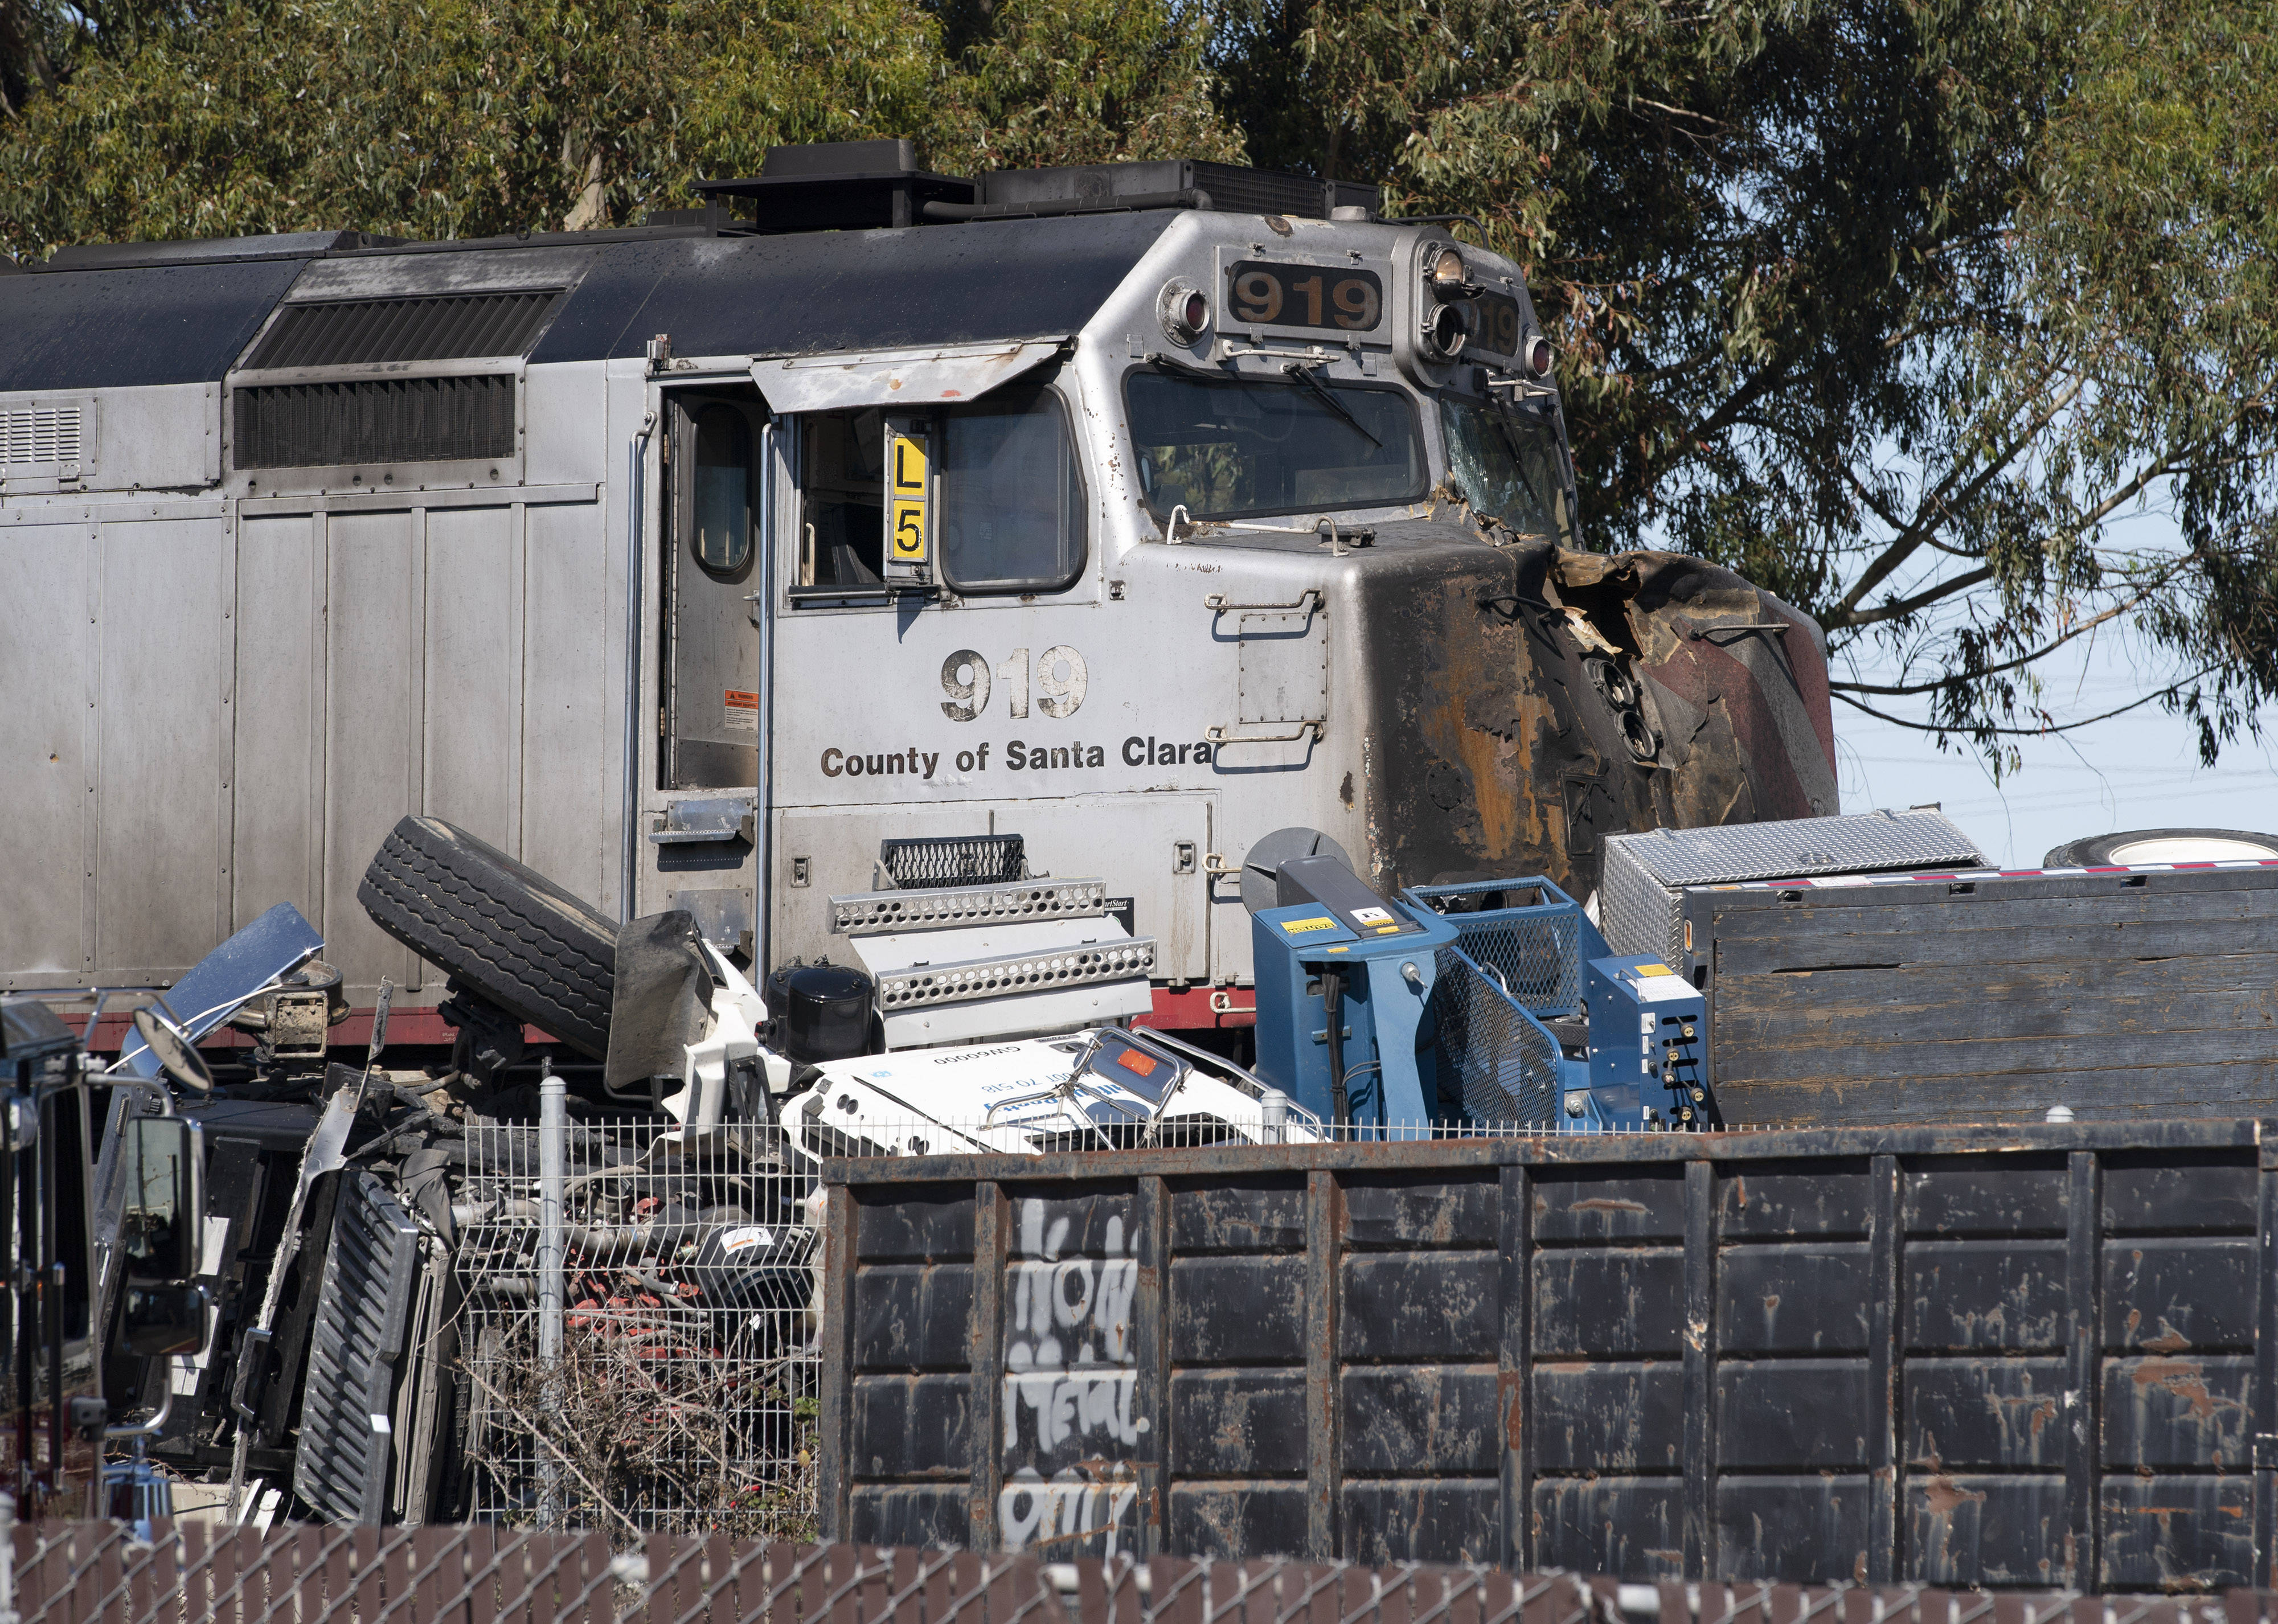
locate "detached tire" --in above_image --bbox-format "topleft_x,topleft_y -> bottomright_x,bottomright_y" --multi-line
358,817 -> 617,1058
2042,827 -> 2278,868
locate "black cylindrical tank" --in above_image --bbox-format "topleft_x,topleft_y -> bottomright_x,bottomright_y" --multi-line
780,964 -> 874,1065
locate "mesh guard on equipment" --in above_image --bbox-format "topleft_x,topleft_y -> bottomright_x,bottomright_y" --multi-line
876,833 -> 1027,890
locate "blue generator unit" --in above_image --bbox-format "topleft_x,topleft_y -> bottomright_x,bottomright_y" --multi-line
1583,954 -> 1711,1128
1250,855 -> 1457,1125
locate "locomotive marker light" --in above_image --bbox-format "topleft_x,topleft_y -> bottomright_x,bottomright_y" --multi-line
1156,278 -> 1212,347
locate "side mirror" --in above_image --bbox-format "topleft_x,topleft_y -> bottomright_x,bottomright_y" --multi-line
121,1281 -> 207,1357
118,1115 -> 205,1283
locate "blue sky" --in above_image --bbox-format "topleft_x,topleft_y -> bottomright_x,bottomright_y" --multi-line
1835,631 -> 2278,867
1826,503 -> 2277,865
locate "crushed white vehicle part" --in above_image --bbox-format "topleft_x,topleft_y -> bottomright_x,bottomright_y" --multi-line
785,1028 -> 1323,1164
658,941 -> 785,1137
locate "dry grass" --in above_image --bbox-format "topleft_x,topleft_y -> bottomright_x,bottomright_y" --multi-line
462,1273 -> 819,1544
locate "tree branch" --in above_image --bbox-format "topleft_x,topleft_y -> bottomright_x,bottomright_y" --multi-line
1830,668 -> 2219,736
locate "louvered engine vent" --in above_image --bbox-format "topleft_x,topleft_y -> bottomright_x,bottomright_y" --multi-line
234,374 -> 515,469
244,289 -> 563,369
1,403 -> 84,468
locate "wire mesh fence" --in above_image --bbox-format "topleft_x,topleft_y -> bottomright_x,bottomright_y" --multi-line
449,1104 -> 1771,1538
1428,947 -> 1565,1127
456,1123 -> 820,1539
13,1519 -> 2278,1624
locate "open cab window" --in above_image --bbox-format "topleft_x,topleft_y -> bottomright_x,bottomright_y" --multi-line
797,409 -> 887,591
793,384 -> 1088,598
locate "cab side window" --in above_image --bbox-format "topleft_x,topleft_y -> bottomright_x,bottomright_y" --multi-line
690,405 -> 752,572
939,386 -> 1086,593
798,409 -> 886,589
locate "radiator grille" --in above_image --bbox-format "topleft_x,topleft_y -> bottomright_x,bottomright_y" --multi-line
245,290 -> 562,368
233,374 -> 515,468
1,403 -> 84,467
293,1170 -> 423,1525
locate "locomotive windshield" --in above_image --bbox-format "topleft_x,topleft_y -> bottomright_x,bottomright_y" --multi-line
1438,393 -> 1580,548
1126,366 -> 1426,520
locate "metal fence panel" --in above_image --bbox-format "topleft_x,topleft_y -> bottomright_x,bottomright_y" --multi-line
1429,947 -> 1563,1126
456,1121 -> 821,1539
819,1118 -> 2278,1592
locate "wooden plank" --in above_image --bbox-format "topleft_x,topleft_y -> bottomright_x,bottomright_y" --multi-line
819,1182 -> 858,1544
1710,916 -> 2278,970
1133,1174 -> 1169,1561
1716,948 -> 2278,1007
91,1523 -> 124,1624
1710,1067 -> 2278,1129
969,1181 -> 1006,1554
2064,1151 -> 2101,1590
1866,1154 -> 1899,1583
464,1524 -> 499,1624
2258,1131 -> 2278,1586
1304,1170 -> 1343,1560
1682,1158 -> 1715,1581
1498,1163 -> 1533,1571
1716,1024 -> 2278,1085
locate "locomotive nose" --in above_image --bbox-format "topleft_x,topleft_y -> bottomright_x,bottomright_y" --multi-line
1359,536 -> 1837,903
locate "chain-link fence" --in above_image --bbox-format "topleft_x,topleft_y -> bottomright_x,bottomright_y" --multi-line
12,1519 -> 2278,1624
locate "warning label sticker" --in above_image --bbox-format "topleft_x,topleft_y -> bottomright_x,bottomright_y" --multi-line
1281,916 -> 1338,934
724,690 -> 759,733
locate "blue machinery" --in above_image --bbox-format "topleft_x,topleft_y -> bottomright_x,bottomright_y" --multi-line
1250,860 -> 1714,1131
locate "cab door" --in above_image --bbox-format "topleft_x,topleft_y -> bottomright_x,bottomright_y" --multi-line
662,389 -> 769,791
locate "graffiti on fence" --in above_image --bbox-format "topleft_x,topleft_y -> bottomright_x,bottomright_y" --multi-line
1001,1194 -> 1144,1556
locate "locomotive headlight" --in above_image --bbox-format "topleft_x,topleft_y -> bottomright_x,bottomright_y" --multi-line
1423,300 -> 1472,360
1525,334 -> 1556,378
1157,278 -> 1211,347
1427,245 -> 1466,292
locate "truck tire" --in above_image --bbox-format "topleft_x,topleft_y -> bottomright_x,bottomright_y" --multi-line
2042,827 -> 2278,867
358,817 -> 617,1058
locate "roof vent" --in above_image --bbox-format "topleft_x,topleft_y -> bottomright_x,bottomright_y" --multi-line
975,161 -> 1379,223
243,289 -> 564,369
690,141 -> 977,233
682,144 -> 1388,234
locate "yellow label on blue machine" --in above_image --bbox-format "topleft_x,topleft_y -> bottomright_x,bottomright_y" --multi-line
1280,916 -> 1338,934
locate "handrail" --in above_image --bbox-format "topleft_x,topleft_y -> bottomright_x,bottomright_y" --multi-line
1204,587 -> 1321,614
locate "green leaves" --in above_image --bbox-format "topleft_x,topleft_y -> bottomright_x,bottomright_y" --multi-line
6,0 -> 2273,766
1214,0 -> 2278,765
0,0 -> 1234,252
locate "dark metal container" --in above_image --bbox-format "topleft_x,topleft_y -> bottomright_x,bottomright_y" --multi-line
818,1119 -> 2278,1590
1682,861 -> 2278,1125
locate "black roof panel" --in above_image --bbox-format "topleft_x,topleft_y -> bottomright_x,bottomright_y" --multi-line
0,257 -> 310,392
0,211 -> 1176,392
528,211 -> 1174,364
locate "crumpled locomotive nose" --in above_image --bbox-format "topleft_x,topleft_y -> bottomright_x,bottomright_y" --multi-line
1358,531 -> 1837,905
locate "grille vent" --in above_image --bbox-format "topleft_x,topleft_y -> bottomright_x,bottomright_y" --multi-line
244,290 -> 563,370
234,374 -> 515,469
1,403 -> 84,468
293,1170 -> 421,1525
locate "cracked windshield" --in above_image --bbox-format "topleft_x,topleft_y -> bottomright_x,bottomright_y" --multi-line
1439,393 -> 1579,548
1126,368 -> 1425,520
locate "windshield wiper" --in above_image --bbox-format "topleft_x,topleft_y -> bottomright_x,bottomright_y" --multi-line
1146,352 -> 1232,384
1283,362 -> 1382,448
